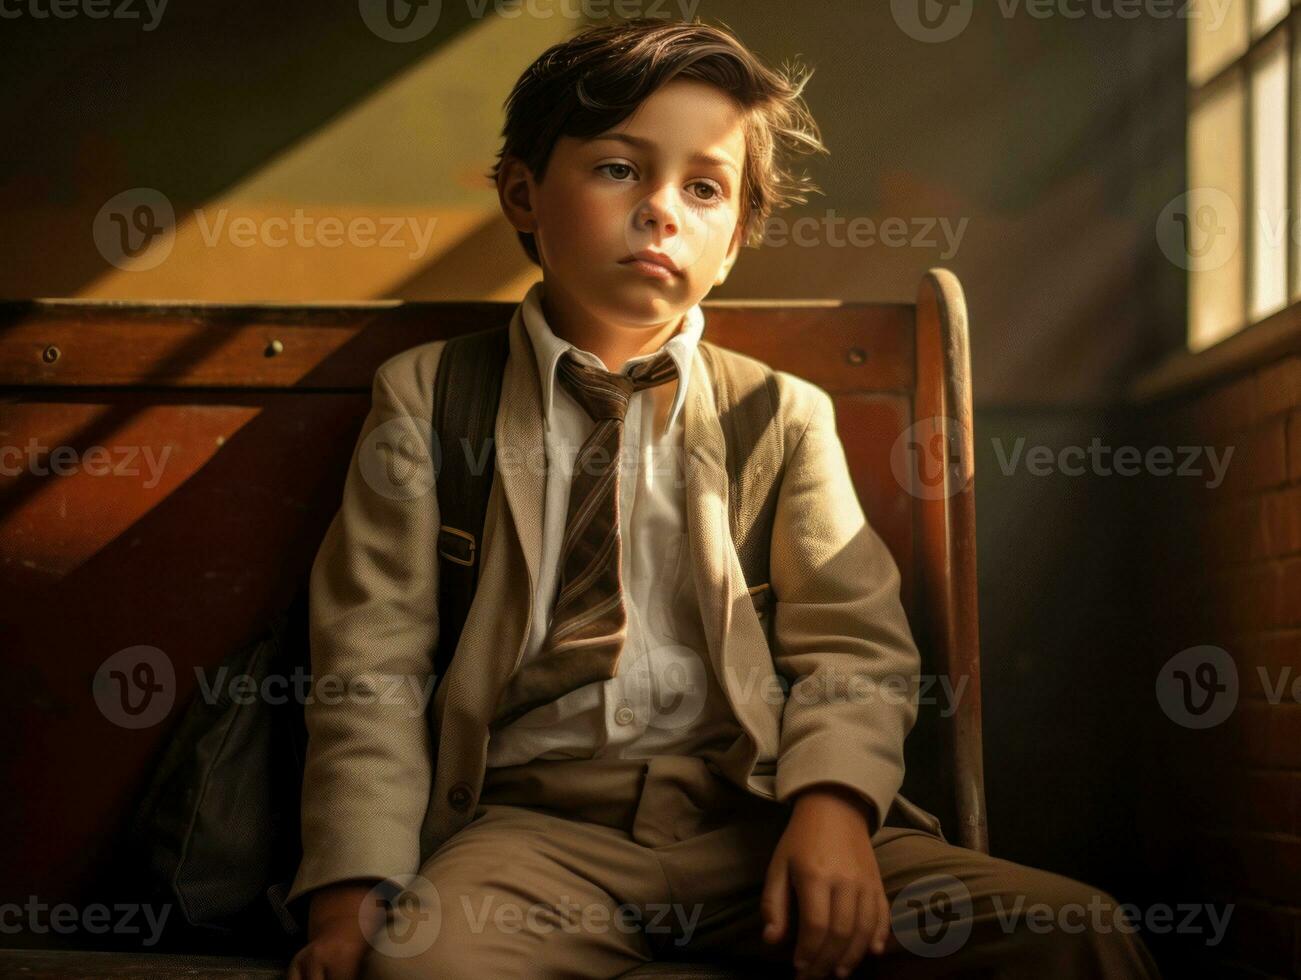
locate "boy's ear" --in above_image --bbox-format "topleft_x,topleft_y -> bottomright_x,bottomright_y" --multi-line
497,155 -> 538,234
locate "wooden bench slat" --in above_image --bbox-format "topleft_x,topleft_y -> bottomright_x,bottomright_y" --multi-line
0,948 -> 287,978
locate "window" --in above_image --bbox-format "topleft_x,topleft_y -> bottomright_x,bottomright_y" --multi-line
1186,0 -> 1298,350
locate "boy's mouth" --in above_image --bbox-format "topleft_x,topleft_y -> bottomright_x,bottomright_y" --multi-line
619,249 -> 682,279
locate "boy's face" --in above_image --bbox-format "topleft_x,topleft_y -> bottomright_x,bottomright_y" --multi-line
500,78 -> 747,330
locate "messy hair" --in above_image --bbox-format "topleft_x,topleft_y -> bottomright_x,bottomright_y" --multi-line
487,17 -> 829,266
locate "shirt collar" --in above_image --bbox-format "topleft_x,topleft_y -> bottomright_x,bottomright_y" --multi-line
520,279 -> 704,438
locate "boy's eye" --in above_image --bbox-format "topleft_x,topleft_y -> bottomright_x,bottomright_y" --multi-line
689,181 -> 723,203
595,164 -> 726,206
597,162 -> 635,180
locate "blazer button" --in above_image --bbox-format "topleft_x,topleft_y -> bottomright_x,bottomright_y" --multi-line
447,782 -> 474,811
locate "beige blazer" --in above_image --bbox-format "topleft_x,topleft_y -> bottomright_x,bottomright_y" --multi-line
287,305 -> 943,908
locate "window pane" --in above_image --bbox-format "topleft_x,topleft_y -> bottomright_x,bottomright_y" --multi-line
1189,0 -> 1249,86
1253,0 -> 1290,37
1250,30 -> 1289,321
1188,71 -> 1247,351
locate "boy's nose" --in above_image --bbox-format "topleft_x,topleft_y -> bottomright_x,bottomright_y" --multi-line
635,192 -> 681,235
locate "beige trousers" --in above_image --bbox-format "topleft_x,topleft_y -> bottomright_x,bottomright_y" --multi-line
361,755 -> 1161,979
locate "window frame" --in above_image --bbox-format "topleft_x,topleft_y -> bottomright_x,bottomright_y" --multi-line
1186,0 -> 1299,349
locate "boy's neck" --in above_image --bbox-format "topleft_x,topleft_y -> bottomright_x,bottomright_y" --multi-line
539,280 -> 687,374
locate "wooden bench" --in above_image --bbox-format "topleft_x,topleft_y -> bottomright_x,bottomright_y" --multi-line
0,268 -> 984,976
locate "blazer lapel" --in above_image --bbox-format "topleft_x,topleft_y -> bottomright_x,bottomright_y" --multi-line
683,346 -> 732,678
495,306 -> 546,597
684,345 -> 784,762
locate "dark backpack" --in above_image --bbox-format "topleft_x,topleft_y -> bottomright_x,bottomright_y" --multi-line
119,587 -> 311,957
125,324 -> 787,951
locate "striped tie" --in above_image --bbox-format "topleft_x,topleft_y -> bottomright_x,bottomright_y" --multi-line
490,347 -> 680,730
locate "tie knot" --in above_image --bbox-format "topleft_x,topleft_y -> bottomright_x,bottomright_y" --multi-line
556,348 -> 679,423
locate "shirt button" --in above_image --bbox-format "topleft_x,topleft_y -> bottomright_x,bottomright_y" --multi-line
614,701 -> 635,726
447,782 -> 474,811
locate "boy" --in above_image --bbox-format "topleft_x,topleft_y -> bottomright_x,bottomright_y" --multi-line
286,18 -> 1161,980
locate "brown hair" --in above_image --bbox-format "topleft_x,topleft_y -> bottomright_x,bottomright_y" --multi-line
487,17 -> 829,266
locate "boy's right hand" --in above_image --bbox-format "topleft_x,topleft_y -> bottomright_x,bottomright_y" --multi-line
287,878 -> 388,980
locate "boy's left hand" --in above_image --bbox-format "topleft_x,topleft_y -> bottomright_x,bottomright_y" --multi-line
761,784 -> 891,980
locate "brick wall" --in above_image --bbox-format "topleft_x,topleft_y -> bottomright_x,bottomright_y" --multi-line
1141,354 -> 1301,978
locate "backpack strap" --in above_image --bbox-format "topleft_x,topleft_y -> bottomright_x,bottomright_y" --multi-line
431,324 -> 510,684
431,328 -> 788,670
698,340 -> 787,626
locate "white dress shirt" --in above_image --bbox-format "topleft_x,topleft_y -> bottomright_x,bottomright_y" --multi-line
486,281 -> 744,767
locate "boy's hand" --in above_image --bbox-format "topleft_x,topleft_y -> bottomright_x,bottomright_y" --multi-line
761,785 -> 891,980
287,879 -> 388,980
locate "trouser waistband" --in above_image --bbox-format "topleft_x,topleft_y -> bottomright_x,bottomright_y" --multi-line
479,754 -> 786,846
